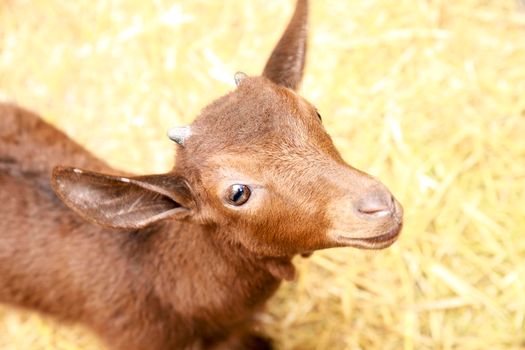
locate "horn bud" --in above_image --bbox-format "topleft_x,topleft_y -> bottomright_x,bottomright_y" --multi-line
167,126 -> 191,146
234,71 -> 247,86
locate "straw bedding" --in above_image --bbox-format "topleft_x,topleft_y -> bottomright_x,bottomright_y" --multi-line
1,0 -> 524,349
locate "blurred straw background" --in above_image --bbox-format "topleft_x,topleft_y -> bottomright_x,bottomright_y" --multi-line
1,0 -> 525,349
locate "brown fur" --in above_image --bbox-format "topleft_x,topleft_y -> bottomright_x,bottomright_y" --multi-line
0,1 -> 403,349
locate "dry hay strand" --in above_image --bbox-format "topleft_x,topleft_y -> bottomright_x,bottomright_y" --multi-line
1,0 -> 525,349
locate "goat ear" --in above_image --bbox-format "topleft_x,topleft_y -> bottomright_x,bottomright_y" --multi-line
262,0 -> 308,90
51,166 -> 195,230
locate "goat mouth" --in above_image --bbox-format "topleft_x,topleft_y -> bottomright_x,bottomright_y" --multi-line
334,223 -> 402,250
361,224 -> 402,244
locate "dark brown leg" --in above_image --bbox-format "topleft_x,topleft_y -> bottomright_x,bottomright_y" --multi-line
205,331 -> 274,350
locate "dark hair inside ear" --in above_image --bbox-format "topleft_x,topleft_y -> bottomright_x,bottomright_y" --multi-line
52,167 -> 194,230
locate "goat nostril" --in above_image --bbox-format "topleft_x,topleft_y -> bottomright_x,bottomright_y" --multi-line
357,196 -> 392,218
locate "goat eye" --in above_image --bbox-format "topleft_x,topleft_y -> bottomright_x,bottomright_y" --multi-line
226,184 -> 251,206
316,111 -> 322,121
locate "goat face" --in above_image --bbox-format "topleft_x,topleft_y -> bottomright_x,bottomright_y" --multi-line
174,76 -> 403,257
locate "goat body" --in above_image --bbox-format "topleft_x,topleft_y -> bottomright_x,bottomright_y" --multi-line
0,105 -> 280,349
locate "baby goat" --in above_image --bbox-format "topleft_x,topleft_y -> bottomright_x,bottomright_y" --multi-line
0,0 -> 403,349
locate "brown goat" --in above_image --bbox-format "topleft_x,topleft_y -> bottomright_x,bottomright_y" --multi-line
0,0 -> 403,349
